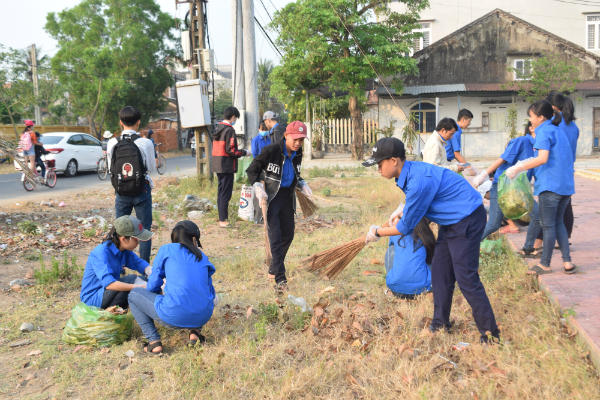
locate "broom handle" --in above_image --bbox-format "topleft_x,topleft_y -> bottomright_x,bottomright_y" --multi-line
260,181 -> 272,264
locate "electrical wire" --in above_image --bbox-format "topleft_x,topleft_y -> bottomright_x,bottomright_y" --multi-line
254,16 -> 282,58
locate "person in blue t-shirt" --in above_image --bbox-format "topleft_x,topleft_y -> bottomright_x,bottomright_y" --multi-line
128,220 -> 216,355
445,109 -> 473,164
384,217 -> 434,299
251,121 -> 271,158
362,137 -> 499,343
505,100 -> 575,275
80,216 -> 153,310
474,122 -> 535,240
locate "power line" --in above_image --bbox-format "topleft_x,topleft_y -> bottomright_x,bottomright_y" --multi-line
254,16 -> 283,58
257,0 -> 281,35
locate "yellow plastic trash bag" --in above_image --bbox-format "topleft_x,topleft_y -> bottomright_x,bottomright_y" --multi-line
62,302 -> 133,347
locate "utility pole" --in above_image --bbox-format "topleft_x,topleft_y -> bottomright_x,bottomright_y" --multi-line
242,0 -> 259,141
231,0 -> 245,109
31,44 -> 42,126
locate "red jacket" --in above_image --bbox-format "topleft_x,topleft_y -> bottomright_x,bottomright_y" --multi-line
211,122 -> 246,174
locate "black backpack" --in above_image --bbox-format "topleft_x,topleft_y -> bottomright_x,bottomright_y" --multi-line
110,134 -> 147,196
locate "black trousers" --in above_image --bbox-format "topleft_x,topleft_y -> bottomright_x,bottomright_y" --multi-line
217,173 -> 235,222
101,274 -> 147,309
267,187 -> 295,284
431,205 -> 500,342
537,198 -> 574,240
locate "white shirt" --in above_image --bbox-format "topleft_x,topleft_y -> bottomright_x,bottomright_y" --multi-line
106,130 -> 156,189
422,131 -> 459,173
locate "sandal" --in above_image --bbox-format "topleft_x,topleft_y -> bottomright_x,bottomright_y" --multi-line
527,265 -> 553,276
499,226 -> 520,234
142,340 -> 163,356
563,265 -> 578,274
188,329 -> 206,347
517,248 -> 542,259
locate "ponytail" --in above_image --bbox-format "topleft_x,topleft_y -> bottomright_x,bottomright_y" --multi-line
103,226 -> 128,249
528,100 -> 561,126
545,92 -> 576,124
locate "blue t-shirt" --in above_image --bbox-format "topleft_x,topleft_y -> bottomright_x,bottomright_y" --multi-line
80,241 -> 149,308
251,135 -> 271,158
493,135 -> 535,184
147,243 -> 216,328
557,113 -> 579,161
386,235 -> 431,295
280,140 -> 296,188
445,126 -> 462,160
532,120 -> 575,196
395,161 -> 482,235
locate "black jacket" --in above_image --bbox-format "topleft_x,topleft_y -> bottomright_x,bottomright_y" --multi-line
270,123 -> 287,144
34,143 -> 49,159
246,140 -> 304,222
211,122 -> 246,174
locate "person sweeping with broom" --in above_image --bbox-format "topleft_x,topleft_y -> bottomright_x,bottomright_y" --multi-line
246,121 -> 313,292
362,137 -> 500,344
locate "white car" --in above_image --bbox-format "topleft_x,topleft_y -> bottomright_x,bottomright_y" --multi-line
14,132 -> 105,177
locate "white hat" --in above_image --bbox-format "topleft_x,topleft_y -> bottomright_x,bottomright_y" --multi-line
103,131 -> 113,138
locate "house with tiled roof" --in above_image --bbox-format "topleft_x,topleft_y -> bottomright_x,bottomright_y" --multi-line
378,8 -> 600,157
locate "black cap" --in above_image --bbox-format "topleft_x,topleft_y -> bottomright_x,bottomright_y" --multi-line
362,137 -> 406,167
173,220 -> 202,248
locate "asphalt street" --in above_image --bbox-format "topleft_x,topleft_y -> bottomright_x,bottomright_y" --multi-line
0,155 -> 199,206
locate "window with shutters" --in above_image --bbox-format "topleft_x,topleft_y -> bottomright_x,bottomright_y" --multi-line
587,15 -> 600,50
488,106 -> 507,131
513,59 -> 531,80
413,23 -> 431,53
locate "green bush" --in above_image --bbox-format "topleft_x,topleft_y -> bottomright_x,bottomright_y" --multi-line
321,187 -> 332,197
34,251 -> 83,287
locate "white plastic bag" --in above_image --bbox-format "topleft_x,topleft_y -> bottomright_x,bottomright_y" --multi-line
238,184 -> 254,221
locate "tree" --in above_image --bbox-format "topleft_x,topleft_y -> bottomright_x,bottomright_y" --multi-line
212,88 -> 233,121
13,47 -> 50,83
270,0 -> 425,160
45,0 -> 179,139
0,45 -> 33,138
257,58 -> 275,116
503,53 -> 581,104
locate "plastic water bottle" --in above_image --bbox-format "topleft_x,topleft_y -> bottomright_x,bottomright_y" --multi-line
287,295 -> 312,312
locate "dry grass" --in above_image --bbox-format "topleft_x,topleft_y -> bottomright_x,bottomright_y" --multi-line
1,168 -> 598,399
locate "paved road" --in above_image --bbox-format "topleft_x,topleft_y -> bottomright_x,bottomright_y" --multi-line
0,155 -> 199,206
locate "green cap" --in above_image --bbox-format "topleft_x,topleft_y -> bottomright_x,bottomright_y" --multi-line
113,215 -> 153,241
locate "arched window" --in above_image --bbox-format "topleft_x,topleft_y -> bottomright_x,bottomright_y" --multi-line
410,103 -> 436,133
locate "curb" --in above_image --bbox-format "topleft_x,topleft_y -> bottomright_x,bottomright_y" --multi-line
505,236 -> 600,374
575,169 -> 600,183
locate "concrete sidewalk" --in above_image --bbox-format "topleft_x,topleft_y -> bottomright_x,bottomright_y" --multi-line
505,175 -> 600,372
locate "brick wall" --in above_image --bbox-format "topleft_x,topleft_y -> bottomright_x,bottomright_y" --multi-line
140,129 -> 178,152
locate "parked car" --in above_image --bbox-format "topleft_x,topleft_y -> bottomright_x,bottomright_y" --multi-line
14,132 -> 105,177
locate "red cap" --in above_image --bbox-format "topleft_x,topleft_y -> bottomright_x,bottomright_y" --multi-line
285,121 -> 308,139
24,120 -> 34,127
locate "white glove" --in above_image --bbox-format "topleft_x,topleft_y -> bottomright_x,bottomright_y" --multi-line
505,161 -> 526,180
253,182 -> 268,205
300,182 -> 312,197
365,225 -> 382,245
473,170 -> 489,188
144,266 -> 152,276
388,202 -> 405,226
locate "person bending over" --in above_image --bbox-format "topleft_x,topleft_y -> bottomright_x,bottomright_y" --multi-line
128,221 -> 216,355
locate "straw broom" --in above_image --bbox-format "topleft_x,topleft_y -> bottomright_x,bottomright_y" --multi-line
295,188 -> 319,218
0,137 -> 40,189
260,181 -> 273,266
301,222 -> 390,280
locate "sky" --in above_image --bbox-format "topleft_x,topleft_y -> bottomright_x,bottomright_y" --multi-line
0,0 -> 293,68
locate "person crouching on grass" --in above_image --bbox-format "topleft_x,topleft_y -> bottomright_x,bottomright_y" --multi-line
80,216 -> 153,310
128,221 -> 217,355
246,121 -> 313,292
362,137 -> 500,343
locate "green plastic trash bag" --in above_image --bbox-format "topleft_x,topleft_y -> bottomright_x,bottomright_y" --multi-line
497,171 -> 533,220
62,302 -> 133,347
236,155 -> 254,183
481,238 -> 503,254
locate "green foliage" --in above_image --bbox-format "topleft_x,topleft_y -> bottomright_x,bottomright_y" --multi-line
307,166 -> 335,178
212,88 -> 233,121
0,45 -> 33,138
17,220 -> 39,235
505,101 -> 520,141
321,187 -> 332,197
270,0 -> 426,159
258,58 -> 275,117
503,53 -> 581,104
45,0 -> 179,138
34,251 -> 83,287
83,228 -> 96,238
373,121 -> 395,141
258,303 -> 280,324
401,113 -> 420,154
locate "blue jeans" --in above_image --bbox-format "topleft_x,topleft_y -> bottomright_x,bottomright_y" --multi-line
481,183 -> 503,240
524,200 -> 541,250
115,183 -> 152,262
128,288 -> 182,342
538,191 -> 571,267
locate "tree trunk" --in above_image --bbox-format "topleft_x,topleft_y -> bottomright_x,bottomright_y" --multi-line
89,78 -> 103,139
349,95 -> 363,161
97,102 -> 110,139
2,97 -> 20,140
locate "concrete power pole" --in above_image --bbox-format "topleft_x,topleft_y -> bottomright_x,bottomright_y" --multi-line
242,0 -> 259,142
231,0 -> 245,110
31,44 -> 42,126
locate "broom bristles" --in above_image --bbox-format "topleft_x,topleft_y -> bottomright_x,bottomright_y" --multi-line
296,189 -> 319,218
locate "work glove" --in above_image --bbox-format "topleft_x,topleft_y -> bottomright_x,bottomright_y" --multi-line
144,266 -> 152,276
254,182 -> 268,206
298,181 -> 313,197
388,202 -> 405,227
505,161 -> 526,180
365,225 -> 382,245
473,170 -> 489,188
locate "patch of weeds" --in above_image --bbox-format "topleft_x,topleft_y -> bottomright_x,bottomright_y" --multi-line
321,187 -> 332,197
562,307 -> 577,318
83,228 -> 96,238
18,220 -> 39,235
2,260 -> 10,265
258,303 -> 280,324
152,210 -> 165,228
24,250 -> 41,261
34,251 -> 83,288
340,173 -> 346,178
287,308 -> 311,331
307,167 -> 335,178
254,319 -> 267,342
